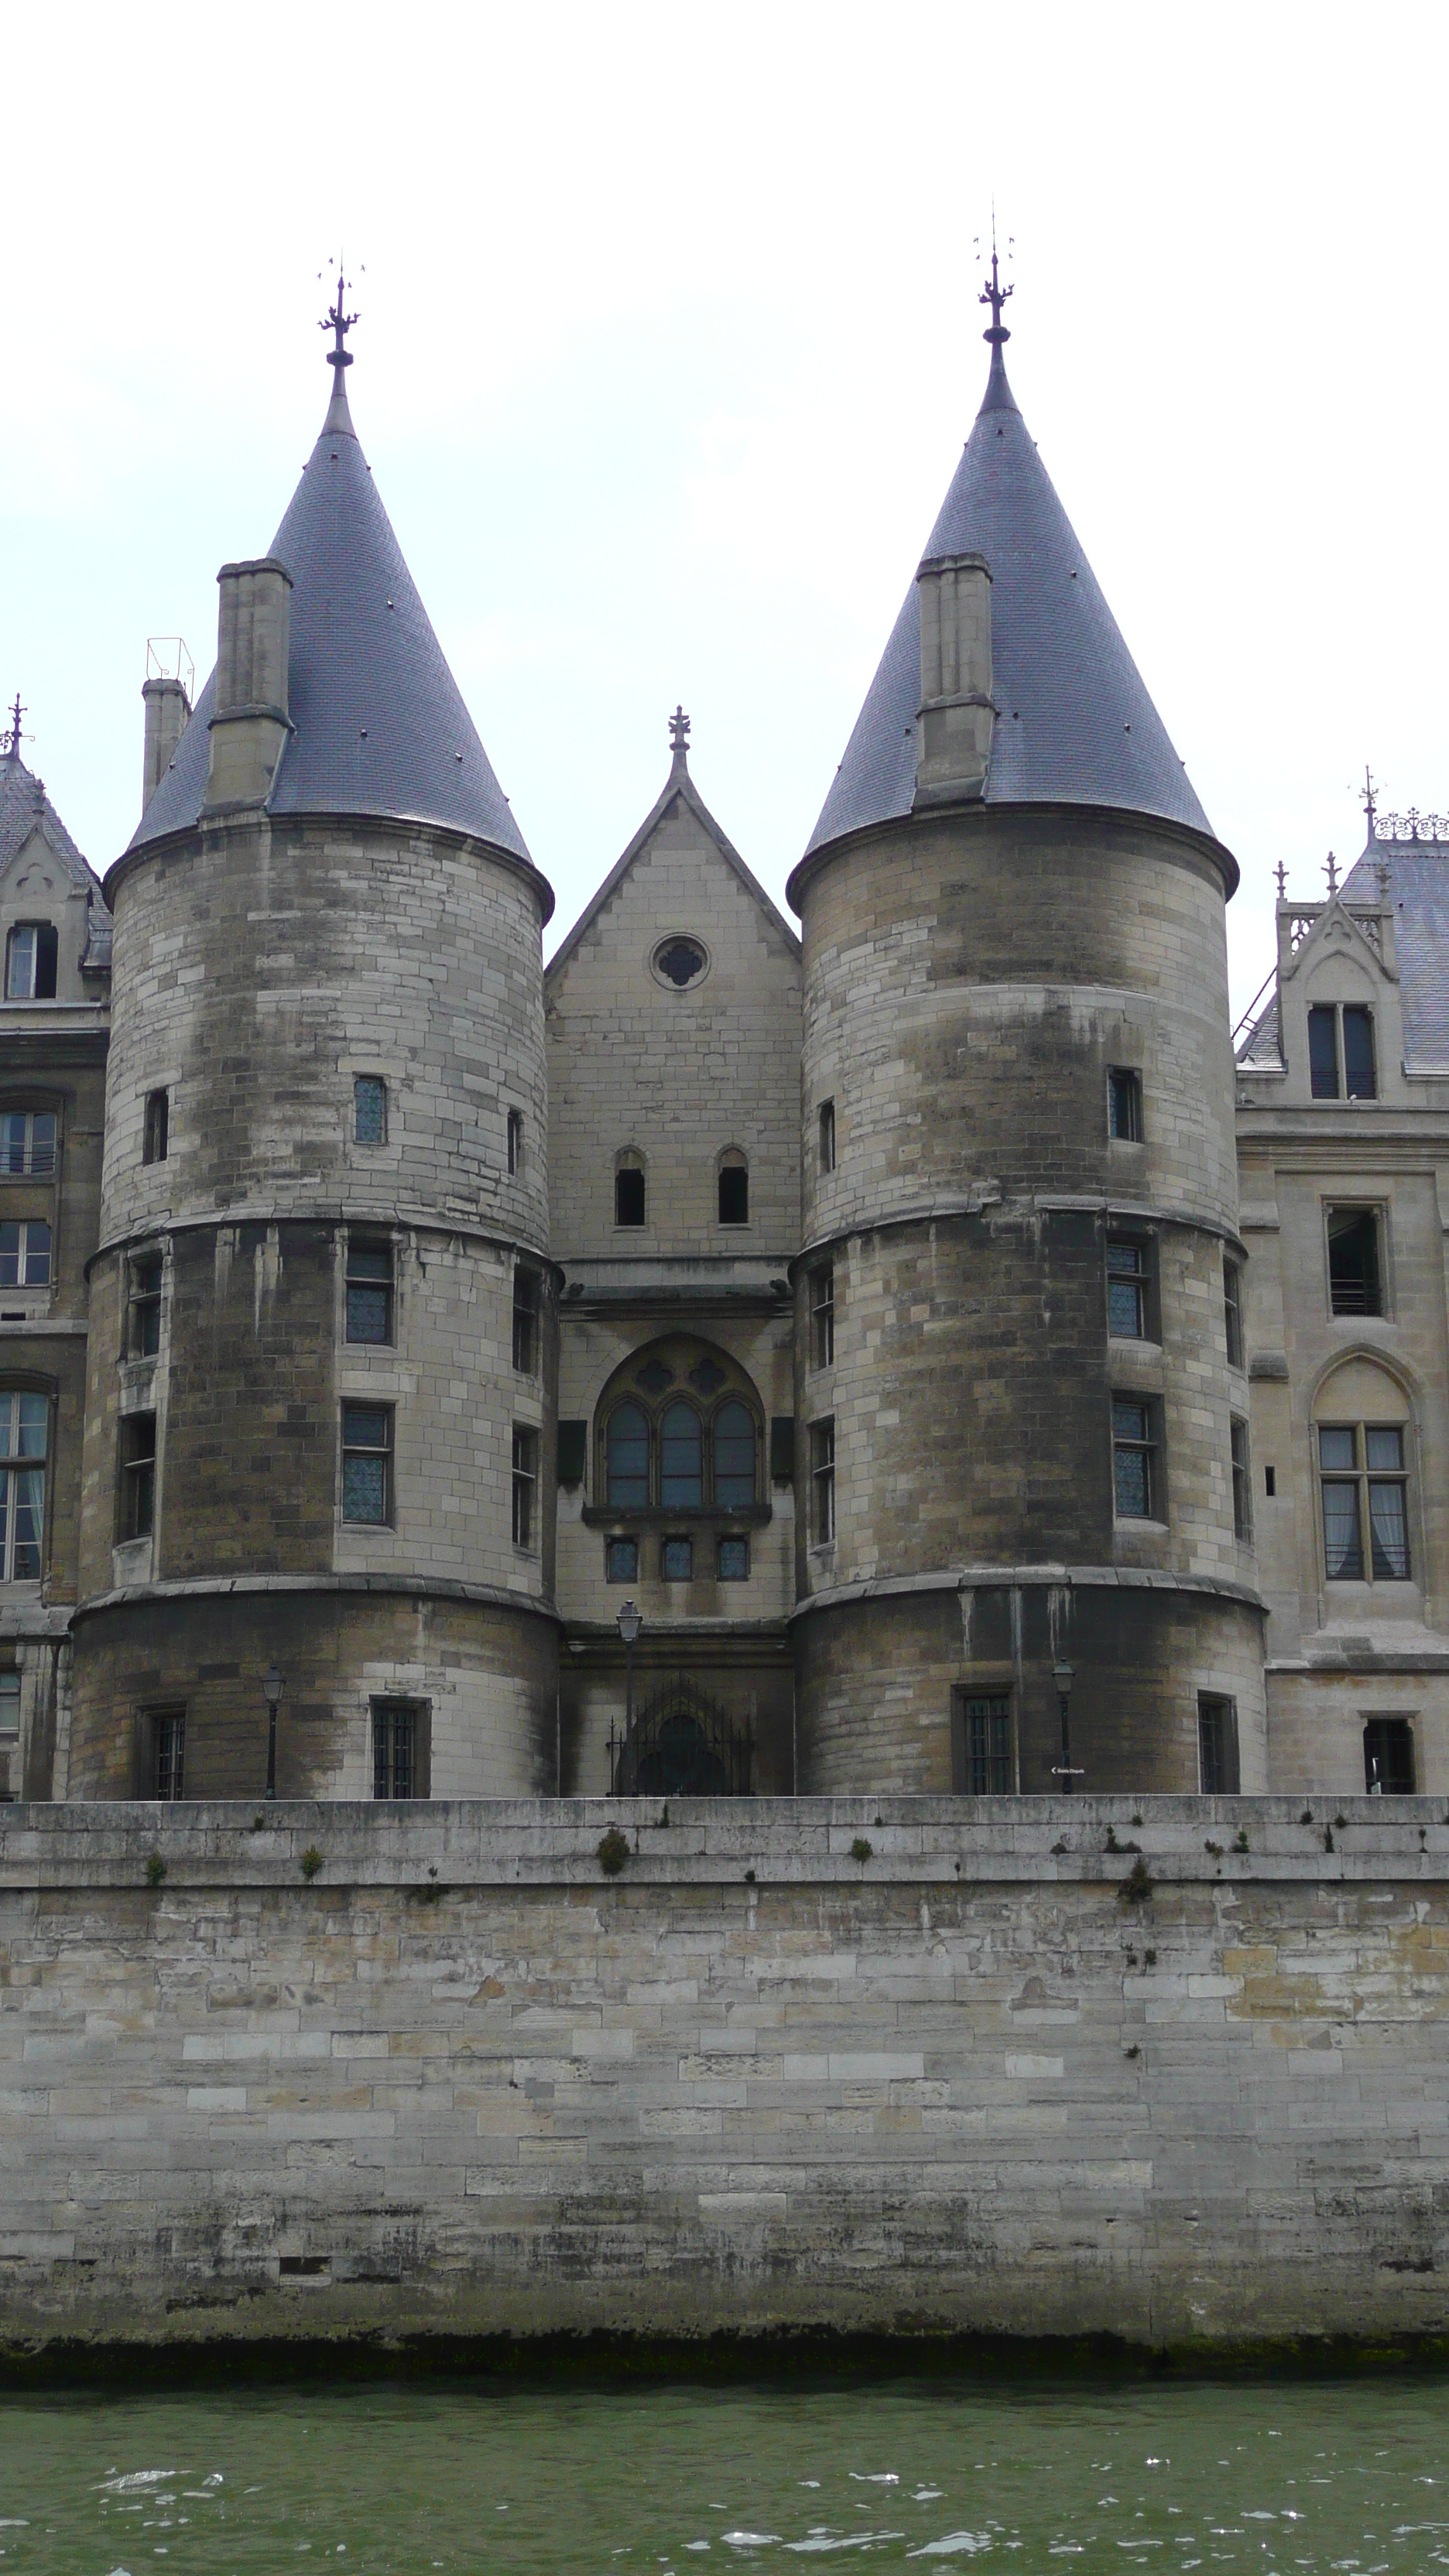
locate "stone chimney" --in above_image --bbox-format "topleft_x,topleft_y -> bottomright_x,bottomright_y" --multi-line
913,550 -> 995,806
204,557 -> 294,809
141,676 -> 191,812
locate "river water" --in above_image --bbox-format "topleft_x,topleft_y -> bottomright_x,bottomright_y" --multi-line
0,2373 -> 1443,2573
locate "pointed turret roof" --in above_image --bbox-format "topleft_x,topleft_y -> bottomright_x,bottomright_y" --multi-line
130,307 -> 532,868
799,303 -> 1213,870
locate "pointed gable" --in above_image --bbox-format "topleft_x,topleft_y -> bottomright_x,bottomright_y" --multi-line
803,337 -> 1211,862
130,374 -> 529,862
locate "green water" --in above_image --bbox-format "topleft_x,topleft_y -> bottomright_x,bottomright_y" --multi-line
0,2376 -> 1444,2573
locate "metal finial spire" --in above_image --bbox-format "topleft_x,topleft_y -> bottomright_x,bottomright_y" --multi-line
1362,763 -> 1378,841
1324,849 -> 1339,897
979,217 -> 1013,346
669,704 -> 691,764
320,256 -> 358,380
3,694 -> 23,761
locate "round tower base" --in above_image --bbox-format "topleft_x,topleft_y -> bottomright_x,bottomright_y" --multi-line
793,1577 -> 1266,1795
64,1584 -> 560,1801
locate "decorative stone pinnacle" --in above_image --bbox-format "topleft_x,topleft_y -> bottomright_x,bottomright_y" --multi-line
1273,861 -> 1287,899
669,704 -> 691,763
1324,849 -> 1339,897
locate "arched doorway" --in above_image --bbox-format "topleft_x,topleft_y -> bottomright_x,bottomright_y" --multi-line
609,1675 -> 753,1797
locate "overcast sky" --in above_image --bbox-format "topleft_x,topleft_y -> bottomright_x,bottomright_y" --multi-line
5,2 -> 1444,1016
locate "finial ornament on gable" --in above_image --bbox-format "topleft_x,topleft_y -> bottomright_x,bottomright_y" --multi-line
669,705 -> 691,767
1324,850 -> 1339,897
1273,861 -> 1287,900
3,694 -> 23,761
320,255 -> 359,379
978,220 -> 1013,347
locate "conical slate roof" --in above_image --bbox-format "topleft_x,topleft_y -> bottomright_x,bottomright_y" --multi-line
801,340 -> 1211,862
130,374 -> 530,862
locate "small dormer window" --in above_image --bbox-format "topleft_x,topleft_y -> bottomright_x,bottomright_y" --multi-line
5,925 -> 57,1002
1309,1003 -> 1375,1099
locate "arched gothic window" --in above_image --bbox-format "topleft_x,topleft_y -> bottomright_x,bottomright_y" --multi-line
660,1402 -> 704,1506
597,1340 -> 763,1513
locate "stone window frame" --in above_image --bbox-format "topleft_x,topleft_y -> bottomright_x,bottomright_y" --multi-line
1308,1000 -> 1377,1101
506,1107 -> 524,1176
341,1400 -> 394,1527
512,1423 -> 539,1551
717,1533 -> 749,1582
137,1703 -> 187,1801
0,1380 -> 51,1584
950,1687 -> 1016,1794
1362,1711 -> 1416,1794
0,1217 -> 52,1292
716,1146 -> 750,1228
605,1533 -> 639,1584
649,933 -> 711,992
809,1416 -> 835,1547
614,1148 -> 647,1230
4,922 -> 57,1003
0,1103 -> 58,1180
1111,1392 -> 1164,1524
1223,1255 -> 1245,1369
810,1262 -> 834,1370
512,1264 -> 540,1375
1107,1065 -> 1144,1143
818,1100 -> 836,1174
592,1340 -> 767,1522
372,1694 -> 431,1800
1324,1201 -> 1389,1320
126,1246 -> 164,1360
352,1074 -> 388,1148
1317,1416 -> 1413,1584
1197,1694 -> 1240,1793
344,1233 -> 395,1348
1105,1229 -> 1158,1344
1230,1416 -> 1252,1542
660,1533 -> 694,1582
142,1088 -> 170,1166
117,1410 -> 157,1543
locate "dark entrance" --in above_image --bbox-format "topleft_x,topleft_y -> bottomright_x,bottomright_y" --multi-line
609,1675 -> 753,1797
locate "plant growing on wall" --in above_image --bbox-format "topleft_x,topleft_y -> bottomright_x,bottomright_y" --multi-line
850,1837 -> 874,1864
597,1826 -> 631,1877
1118,1855 -> 1154,1906
300,1845 -> 323,1881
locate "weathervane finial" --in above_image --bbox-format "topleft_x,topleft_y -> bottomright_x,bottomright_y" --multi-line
320,255 -> 358,380
3,695 -> 22,762
979,211 -> 1013,346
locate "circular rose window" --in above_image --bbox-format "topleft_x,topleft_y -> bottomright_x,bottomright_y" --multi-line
653,937 -> 708,989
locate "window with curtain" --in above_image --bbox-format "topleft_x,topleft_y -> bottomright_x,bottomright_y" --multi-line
0,1392 -> 46,1581
1319,1421 -> 1410,1581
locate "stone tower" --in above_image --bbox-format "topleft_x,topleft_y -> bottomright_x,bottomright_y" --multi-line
66,290 -> 559,1799
786,272 -> 1264,1794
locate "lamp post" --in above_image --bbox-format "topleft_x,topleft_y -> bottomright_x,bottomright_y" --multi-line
1050,1660 -> 1083,1792
262,1665 -> 285,1800
616,1600 -> 641,1751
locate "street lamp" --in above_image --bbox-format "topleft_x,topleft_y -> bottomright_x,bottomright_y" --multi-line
1050,1660 -> 1083,1793
262,1665 -> 285,1800
616,1599 -> 641,1748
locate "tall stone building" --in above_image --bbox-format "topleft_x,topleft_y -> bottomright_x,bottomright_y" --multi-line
3,278 -> 1446,1803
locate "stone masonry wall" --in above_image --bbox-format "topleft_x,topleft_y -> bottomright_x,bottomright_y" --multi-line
0,1797 -> 1446,2355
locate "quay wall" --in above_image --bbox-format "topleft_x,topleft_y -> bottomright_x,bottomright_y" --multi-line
1,1796 -> 1447,2357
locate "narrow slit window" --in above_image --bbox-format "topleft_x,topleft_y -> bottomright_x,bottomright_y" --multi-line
810,1418 -> 836,1545
512,1267 -> 540,1374
1197,1694 -> 1240,1793
1223,1259 -> 1244,1368
1112,1398 -> 1159,1520
718,1152 -> 749,1225
341,1403 -> 392,1525
1108,1067 -> 1142,1141
1327,1207 -> 1382,1316
153,1708 -> 186,1802
1231,1417 -> 1251,1540
615,1157 -> 646,1227
818,1100 -> 836,1173
345,1238 -> 393,1345
353,1076 -> 387,1146
810,1264 -> 834,1369
142,1089 -> 169,1165
1107,1236 -> 1150,1339
507,1108 -> 523,1176
119,1412 -> 156,1540
512,1424 -> 537,1549
128,1253 -> 163,1358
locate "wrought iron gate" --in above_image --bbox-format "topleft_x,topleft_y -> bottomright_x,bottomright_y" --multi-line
608,1674 -> 754,1797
